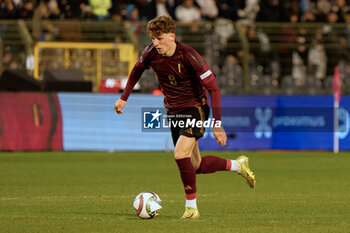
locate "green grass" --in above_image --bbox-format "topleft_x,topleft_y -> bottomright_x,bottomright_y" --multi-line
0,151 -> 349,233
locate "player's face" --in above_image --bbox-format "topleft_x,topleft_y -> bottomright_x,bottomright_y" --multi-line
151,33 -> 176,57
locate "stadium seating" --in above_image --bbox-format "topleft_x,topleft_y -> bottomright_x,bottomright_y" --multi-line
1,19 -> 350,95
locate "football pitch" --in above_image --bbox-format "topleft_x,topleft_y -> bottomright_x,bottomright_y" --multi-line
0,151 -> 349,233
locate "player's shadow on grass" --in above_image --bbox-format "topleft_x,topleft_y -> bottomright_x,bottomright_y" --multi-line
71,211 -> 134,217
39,211 -> 174,220
73,211 -> 175,220
39,211 -> 133,218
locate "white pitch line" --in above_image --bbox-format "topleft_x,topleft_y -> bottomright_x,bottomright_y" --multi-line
0,197 -> 21,200
0,195 -> 134,201
0,194 -> 178,201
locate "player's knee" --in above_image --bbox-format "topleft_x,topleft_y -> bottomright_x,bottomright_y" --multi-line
174,136 -> 196,160
174,147 -> 191,160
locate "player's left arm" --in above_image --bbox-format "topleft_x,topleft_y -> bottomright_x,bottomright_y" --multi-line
184,48 -> 227,146
199,70 -> 227,146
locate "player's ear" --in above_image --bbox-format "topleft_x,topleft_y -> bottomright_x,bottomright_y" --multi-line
170,33 -> 175,40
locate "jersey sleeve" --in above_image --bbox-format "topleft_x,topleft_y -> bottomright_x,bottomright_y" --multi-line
183,47 -> 222,121
120,44 -> 153,101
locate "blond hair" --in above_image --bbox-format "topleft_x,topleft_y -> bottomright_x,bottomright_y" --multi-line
146,16 -> 176,37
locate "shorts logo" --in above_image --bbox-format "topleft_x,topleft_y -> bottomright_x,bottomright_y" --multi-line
143,109 -> 162,129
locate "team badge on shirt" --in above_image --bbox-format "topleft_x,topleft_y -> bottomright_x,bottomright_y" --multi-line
178,63 -> 185,73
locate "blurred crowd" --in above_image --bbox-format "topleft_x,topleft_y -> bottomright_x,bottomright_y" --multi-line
1,0 -> 350,94
0,0 -> 350,23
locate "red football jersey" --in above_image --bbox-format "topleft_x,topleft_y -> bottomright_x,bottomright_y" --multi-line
121,41 -> 221,120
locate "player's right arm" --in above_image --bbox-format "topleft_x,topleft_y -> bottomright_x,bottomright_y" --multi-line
114,64 -> 144,114
114,44 -> 154,114
114,99 -> 126,114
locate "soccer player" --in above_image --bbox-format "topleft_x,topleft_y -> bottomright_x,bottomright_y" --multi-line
114,16 -> 255,220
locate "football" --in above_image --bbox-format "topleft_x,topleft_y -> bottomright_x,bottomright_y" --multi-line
133,191 -> 162,219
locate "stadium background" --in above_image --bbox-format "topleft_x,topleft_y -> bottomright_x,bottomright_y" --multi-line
1,2 -> 350,233
1,0 -> 350,152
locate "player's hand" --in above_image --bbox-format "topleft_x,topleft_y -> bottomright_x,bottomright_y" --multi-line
114,99 -> 126,114
212,126 -> 227,146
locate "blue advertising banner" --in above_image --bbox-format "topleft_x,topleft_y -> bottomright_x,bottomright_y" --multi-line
58,93 -> 350,151
58,93 -> 173,151
199,96 -> 350,151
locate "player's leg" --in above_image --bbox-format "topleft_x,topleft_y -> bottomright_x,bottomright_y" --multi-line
174,105 -> 210,220
190,105 -> 235,174
191,133 -> 238,174
168,111 -> 200,219
192,105 -> 255,187
194,142 -> 232,174
192,139 -> 255,188
174,135 -> 200,220
190,142 -> 201,170
194,147 -> 256,188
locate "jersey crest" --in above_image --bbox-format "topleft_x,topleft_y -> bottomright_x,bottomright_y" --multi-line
177,63 -> 185,73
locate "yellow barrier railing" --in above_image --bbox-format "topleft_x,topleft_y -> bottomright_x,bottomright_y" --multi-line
33,42 -> 138,91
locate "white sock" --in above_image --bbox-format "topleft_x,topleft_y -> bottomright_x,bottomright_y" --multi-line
230,160 -> 241,172
185,198 -> 197,209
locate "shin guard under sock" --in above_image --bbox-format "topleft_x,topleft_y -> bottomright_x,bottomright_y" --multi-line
196,155 -> 231,174
175,157 -> 197,200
